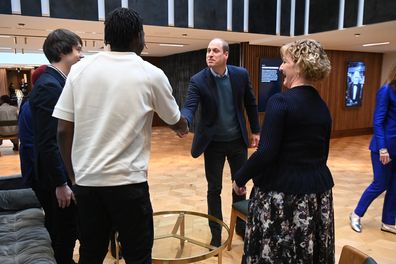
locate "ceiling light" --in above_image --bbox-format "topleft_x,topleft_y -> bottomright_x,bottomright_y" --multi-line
354,33 -> 360,37
0,35 -> 11,38
159,43 -> 184,47
362,41 -> 390,47
0,47 -> 12,50
141,51 -> 149,55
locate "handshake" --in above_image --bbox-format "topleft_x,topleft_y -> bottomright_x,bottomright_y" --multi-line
169,115 -> 189,138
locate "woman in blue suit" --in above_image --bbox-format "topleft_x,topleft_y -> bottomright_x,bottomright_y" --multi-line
350,64 -> 396,234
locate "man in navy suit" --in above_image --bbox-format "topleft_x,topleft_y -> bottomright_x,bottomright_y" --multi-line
29,29 -> 83,264
181,38 -> 260,246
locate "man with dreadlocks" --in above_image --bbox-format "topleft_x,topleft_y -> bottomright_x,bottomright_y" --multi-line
54,7 -> 188,264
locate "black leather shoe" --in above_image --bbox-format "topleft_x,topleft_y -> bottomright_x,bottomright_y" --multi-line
210,237 -> 221,247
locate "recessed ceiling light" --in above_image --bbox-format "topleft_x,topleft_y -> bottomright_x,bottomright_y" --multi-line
354,33 -> 360,37
0,35 -> 11,38
159,43 -> 184,47
362,41 -> 390,47
0,47 -> 12,50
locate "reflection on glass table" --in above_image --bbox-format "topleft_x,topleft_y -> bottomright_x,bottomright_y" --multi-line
152,211 -> 230,264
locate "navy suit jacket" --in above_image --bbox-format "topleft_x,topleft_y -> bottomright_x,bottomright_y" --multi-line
369,84 -> 396,157
29,67 -> 68,189
181,65 -> 260,158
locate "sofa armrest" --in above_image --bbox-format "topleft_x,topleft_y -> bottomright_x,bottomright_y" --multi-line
0,174 -> 26,190
0,188 -> 41,212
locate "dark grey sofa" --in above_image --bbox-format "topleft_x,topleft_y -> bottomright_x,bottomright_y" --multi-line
0,175 -> 56,264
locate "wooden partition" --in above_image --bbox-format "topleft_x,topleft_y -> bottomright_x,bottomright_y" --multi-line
241,43 -> 383,137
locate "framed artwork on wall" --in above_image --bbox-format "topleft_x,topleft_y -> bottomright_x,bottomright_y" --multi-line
345,61 -> 365,107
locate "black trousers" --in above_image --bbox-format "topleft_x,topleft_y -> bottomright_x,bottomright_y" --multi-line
204,138 -> 247,243
32,187 -> 78,264
74,182 -> 153,264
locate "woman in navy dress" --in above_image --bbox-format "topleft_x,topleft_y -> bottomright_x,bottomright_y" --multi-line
350,64 -> 396,234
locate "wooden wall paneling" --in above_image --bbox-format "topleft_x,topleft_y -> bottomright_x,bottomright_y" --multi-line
241,43 -> 383,137
325,51 -> 382,135
240,43 -> 282,126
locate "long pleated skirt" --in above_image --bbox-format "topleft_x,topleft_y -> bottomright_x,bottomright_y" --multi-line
243,188 -> 335,264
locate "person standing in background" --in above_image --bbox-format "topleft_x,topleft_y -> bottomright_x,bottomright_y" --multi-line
29,29 -> 83,264
350,64 -> 396,235
233,39 -> 334,263
0,95 -> 19,151
18,65 -> 48,187
181,38 -> 260,247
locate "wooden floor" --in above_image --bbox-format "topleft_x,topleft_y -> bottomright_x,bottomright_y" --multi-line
1,127 -> 395,264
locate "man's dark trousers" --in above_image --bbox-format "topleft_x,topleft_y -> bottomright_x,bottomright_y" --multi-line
204,138 -> 247,245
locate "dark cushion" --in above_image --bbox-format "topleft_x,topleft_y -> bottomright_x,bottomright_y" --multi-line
232,199 -> 249,215
0,189 -> 41,212
0,174 -> 26,190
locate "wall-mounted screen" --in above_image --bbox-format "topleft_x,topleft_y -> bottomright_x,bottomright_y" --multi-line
345,61 -> 365,107
258,58 -> 282,112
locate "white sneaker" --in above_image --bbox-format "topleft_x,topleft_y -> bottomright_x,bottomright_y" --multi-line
350,212 -> 361,233
381,223 -> 396,234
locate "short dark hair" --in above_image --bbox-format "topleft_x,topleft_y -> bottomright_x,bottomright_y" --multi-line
0,95 -> 12,105
104,7 -> 145,54
43,29 -> 82,63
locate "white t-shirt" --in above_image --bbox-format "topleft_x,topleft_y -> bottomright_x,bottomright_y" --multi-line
53,52 -> 180,186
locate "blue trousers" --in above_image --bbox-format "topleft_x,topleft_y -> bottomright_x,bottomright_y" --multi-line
354,152 -> 396,225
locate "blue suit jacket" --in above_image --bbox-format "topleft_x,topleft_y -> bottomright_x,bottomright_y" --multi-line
369,84 -> 396,156
29,67 -> 68,189
18,101 -> 34,186
181,65 -> 260,158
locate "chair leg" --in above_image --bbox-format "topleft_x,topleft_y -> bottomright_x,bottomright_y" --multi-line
228,209 -> 237,251
115,232 -> 120,264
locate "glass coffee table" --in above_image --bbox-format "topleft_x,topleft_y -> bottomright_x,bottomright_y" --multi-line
152,211 -> 230,263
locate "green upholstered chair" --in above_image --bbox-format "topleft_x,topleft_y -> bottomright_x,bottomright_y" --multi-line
227,199 -> 249,251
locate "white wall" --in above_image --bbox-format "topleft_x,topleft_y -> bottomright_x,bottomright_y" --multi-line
381,51 -> 396,84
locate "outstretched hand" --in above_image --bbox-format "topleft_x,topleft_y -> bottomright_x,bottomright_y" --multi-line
170,116 -> 189,138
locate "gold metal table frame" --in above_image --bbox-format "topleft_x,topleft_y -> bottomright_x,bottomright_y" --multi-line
152,210 -> 230,264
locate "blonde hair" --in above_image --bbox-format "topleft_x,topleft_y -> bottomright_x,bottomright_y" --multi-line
386,64 -> 396,88
280,39 -> 331,81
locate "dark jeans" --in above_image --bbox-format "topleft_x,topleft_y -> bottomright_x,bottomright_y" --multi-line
74,182 -> 153,264
32,187 -> 78,264
204,138 -> 247,243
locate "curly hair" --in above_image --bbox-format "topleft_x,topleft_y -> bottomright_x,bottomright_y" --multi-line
280,39 -> 331,81
105,7 -> 145,54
